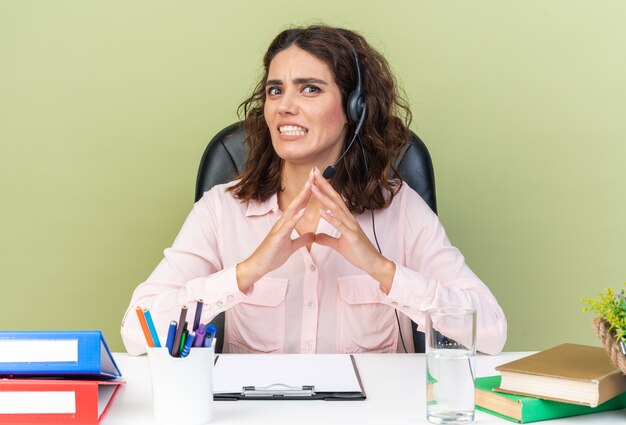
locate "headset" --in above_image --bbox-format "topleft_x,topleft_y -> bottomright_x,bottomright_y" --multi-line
322,48 -> 367,180
322,45 -> 409,353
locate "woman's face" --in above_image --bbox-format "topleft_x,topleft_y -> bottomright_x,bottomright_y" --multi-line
264,45 -> 348,169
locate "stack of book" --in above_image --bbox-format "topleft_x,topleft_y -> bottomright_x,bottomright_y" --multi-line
476,343 -> 626,423
0,330 -> 124,424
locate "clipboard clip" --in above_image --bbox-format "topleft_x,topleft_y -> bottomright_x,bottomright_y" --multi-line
242,383 -> 316,398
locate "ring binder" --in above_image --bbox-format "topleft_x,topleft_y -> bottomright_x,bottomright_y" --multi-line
242,384 -> 316,398
0,330 -> 121,379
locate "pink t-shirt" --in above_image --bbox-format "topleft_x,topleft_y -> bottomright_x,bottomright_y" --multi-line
121,182 -> 506,355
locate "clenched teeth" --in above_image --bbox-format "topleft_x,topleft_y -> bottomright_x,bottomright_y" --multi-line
279,125 -> 308,136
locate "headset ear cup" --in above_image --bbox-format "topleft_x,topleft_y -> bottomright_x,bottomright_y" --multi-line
347,90 -> 364,124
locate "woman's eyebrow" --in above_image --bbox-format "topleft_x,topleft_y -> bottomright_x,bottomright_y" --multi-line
293,77 -> 328,85
265,77 -> 328,86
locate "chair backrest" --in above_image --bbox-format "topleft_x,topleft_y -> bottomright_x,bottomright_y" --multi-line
195,122 -> 437,353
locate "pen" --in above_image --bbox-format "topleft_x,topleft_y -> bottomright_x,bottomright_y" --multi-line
143,309 -> 161,347
135,306 -> 155,347
203,323 -> 216,348
193,323 -> 206,347
192,299 -> 203,331
171,305 -> 187,357
181,330 -> 196,358
165,321 -> 177,355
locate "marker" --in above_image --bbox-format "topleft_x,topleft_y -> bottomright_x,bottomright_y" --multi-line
143,309 -> 161,347
179,330 -> 188,357
181,331 -> 196,358
165,321 -> 177,355
203,324 -> 216,348
135,307 -> 155,347
171,306 -> 187,357
192,299 -> 204,331
193,323 -> 206,347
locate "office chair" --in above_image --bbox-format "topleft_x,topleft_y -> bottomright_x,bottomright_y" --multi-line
195,122 -> 437,353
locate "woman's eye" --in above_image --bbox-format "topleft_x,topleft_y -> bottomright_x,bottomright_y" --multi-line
302,85 -> 320,94
267,87 -> 282,96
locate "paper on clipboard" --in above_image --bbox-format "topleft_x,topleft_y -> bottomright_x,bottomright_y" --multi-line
213,354 -> 363,394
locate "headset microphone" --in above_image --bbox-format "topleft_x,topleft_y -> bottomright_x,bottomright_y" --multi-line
322,104 -> 367,179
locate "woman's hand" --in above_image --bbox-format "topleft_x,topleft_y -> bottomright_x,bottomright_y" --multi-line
236,174 -> 316,292
310,168 -> 396,292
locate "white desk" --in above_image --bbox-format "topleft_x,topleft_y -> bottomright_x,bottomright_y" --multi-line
104,352 -> 626,424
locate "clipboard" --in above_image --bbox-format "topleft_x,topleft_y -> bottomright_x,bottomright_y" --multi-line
213,354 -> 366,401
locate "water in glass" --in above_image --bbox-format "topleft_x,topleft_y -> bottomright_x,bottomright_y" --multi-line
426,348 -> 475,424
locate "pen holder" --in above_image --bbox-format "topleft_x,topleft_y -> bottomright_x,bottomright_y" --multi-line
147,343 -> 216,425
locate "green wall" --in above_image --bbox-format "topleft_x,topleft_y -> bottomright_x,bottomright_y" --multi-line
1,1 -> 624,352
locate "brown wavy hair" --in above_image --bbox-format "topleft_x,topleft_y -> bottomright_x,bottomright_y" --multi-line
228,25 -> 412,214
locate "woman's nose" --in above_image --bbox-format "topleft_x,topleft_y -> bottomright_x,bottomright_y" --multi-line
277,90 -> 298,115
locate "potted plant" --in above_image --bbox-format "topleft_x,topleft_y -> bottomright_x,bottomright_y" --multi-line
582,284 -> 626,374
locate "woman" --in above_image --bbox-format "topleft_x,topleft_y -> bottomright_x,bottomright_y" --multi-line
121,25 -> 507,355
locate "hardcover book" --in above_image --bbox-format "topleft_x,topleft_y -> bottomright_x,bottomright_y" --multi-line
476,375 -> 626,423
494,343 -> 626,407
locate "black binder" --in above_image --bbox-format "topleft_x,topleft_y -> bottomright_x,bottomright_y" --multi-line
213,354 -> 366,401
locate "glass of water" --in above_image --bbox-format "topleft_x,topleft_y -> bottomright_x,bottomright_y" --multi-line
426,308 -> 476,424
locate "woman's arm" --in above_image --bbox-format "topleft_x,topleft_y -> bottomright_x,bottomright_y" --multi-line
381,186 -> 507,355
120,188 -> 245,355
310,168 -> 506,355
121,178 -> 317,355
